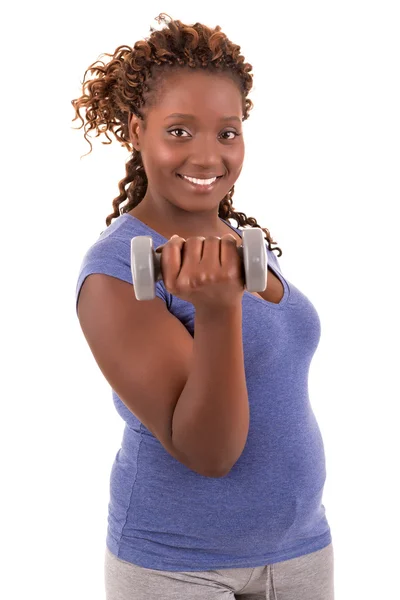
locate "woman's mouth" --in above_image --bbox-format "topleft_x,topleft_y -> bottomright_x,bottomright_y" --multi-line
176,174 -> 222,193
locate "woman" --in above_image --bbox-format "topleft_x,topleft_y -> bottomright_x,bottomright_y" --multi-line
72,13 -> 334,600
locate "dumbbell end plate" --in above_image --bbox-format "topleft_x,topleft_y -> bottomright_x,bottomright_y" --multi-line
130,236 -> 156,301
242,227 -> 268,292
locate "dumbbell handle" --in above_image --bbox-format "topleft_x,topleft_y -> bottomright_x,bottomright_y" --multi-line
153,245 -> 245,283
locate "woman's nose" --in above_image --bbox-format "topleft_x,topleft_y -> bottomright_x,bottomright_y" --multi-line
188,135 -> 222,167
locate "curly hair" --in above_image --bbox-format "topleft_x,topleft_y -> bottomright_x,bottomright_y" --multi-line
71,13 -> 282,257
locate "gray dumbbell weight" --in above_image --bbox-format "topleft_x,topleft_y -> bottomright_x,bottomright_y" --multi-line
130,228 -> 268,301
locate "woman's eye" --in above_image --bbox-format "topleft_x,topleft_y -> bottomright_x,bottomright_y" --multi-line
168,129 -> 239,139
221,131 -> 238,140
169,128 -> 189,137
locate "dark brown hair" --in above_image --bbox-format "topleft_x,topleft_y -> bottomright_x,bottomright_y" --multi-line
71,13 -> 282,256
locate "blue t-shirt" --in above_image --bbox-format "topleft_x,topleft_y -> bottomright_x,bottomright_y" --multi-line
75,213 -> 332,571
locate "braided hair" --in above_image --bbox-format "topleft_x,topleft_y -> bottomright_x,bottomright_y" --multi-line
71,13 -> 282,256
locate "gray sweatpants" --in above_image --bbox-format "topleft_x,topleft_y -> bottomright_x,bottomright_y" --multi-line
104,542 -> 334,599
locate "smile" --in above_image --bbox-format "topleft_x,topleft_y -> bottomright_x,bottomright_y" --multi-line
177,174 -> 222,192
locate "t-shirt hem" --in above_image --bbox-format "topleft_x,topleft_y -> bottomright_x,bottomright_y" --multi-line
105,529 -> 332,572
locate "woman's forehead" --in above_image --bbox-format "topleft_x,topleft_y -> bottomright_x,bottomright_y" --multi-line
150,74 -> 242,119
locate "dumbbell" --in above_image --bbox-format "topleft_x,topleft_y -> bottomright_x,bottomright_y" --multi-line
130,227 -> 268,301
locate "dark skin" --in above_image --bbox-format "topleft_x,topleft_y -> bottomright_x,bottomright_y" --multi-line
127,70 -> 283,304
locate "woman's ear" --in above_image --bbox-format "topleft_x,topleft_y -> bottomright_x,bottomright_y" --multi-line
128,113 -> 140,151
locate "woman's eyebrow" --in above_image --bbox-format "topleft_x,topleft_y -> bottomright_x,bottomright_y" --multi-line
164,113 -> 241,123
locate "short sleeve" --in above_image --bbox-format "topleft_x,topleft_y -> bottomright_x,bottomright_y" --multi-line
75,235 -> 169,316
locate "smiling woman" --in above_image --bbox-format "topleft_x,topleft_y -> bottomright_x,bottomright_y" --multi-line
71,12 -> 334,600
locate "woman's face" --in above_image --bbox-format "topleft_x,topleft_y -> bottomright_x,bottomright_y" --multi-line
128,70 -> 245,216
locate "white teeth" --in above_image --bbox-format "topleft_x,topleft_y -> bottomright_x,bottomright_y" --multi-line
182,175 -> 217,186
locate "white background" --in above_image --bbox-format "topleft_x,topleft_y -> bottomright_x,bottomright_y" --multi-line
1,1 -> 399,598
